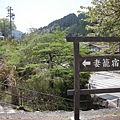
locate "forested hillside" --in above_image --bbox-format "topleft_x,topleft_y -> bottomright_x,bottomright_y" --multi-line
0,12 -> 93,111
1,0 -> 119,111
0,27 -> 91,111
38,13 -> 93,36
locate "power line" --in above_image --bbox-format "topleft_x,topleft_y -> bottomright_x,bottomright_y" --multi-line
0,82 -> 74,110
0,82 -> 73,102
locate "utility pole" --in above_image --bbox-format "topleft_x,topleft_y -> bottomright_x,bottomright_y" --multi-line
3,19 -> 6,39
6,6 -> 15,41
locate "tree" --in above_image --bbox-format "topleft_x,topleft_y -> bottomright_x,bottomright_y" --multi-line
79,0 -> 120,37
1,26 -> 91,110
0,18 -> 16,38
17,27 -> 74,90
18,27 -> 90,100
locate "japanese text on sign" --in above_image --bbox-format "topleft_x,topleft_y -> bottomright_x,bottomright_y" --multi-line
93,58 -> 119,68
80,55 -> 120,72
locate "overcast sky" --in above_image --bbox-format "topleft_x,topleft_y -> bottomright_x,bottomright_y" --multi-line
0,0 -> 92,32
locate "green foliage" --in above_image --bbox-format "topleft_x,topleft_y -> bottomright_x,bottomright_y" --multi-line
0,40 -> 8,52
0,18 -> 16,38
68,13 -> 94,36
0,26 -> 91,110
79,0 -> 120,37
80,72 -> 90,89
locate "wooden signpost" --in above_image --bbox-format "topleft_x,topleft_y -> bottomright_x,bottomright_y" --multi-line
66,37 -> 120,120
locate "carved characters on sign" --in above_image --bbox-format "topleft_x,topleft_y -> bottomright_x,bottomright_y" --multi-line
112,58 -> 119,67
80,55 -> 120,72
93,59 -> 101,68
93,58 -> 119,68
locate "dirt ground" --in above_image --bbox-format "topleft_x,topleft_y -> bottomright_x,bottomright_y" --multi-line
0,109 -> 120,120
1,102 -> 120,120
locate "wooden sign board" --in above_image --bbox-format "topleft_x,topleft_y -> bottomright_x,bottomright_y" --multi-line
80,54 -> 120,72
66,37 -> 120,120
66,37 -> 120,42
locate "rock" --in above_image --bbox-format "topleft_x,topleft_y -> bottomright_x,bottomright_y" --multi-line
0,105 -> 4,113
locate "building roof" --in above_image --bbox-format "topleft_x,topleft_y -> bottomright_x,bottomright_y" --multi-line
99,94 -> 119,100
89,44 -> 109,50
89,71 -> 120,100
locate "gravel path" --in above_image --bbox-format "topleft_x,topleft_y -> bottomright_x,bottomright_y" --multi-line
0,102 -> 120,120
0,108 -> 120,120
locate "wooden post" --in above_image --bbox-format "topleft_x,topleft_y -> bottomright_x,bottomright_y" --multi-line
74,41 -> 80,120
66,37 -> 120,120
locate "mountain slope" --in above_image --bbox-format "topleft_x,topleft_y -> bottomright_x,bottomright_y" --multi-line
38,13 -> 93,36
12,30 -> 23,41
